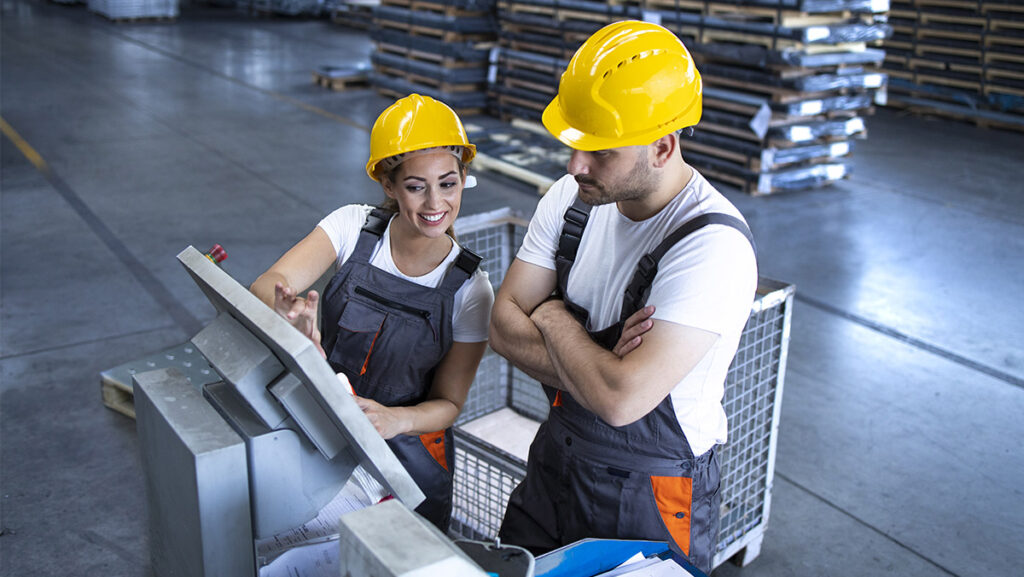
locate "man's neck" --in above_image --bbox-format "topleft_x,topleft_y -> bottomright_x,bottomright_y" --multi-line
617,161 -> 694,222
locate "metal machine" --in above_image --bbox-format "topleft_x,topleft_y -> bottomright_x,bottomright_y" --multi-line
133,246 -> 496,576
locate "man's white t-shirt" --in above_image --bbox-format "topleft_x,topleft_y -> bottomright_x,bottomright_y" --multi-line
517,171 -> 758,456
317,205 -> 493,343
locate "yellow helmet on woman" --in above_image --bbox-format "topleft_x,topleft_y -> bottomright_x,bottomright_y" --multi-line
542,20 -> 702,151
366,94 -> 477,181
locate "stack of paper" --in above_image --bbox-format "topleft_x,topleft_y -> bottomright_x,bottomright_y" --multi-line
595,552 -> 696,577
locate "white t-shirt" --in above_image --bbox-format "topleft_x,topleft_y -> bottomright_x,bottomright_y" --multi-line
517,171 -> 758,456
317,205 -> 494,343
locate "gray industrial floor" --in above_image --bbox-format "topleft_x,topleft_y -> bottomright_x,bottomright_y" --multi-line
2,1 -> 1022,576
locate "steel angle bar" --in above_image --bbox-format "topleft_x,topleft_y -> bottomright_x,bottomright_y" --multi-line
890,95 -> 1024,128
660,10 -> 891,44
768,116 -> 866,143
793,70 -> 888,92
757,162 -> 850,193
703,87 -> 774,138
436,0 -> 497,10
768,140 -> 853,167
687,130 -> 765,160
769,47 -> 886,67
701,108 -> 774,140
692,42 -> 885,69
773,92 -> 875,116
702,61 -> 888,94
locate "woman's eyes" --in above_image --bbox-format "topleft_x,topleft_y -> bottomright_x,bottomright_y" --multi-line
404,181 -> 458,192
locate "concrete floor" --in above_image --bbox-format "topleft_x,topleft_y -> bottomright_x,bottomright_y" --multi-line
2,1 -> 1022,576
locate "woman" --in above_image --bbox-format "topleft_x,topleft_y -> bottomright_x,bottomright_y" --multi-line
251,94 -> 493,530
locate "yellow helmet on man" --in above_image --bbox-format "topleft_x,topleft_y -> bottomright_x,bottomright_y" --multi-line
543,20 -> 702,151
366,94 -> 476,181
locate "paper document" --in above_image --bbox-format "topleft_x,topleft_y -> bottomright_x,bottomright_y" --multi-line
256,464 -> 387,568
258,540 -> 339,577
594,554 -> 696,577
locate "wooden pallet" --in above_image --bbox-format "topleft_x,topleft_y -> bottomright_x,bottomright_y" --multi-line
374,86 -> 486,115
313,67 -> 370,91
93,12 -> 177,23
374,19 -> 494,42
375,41 -> 488,68
501,75 -> 558,96
983,1 -> 1024,15
99,342 -> 221,420
382,0 -> 491,17
101,377 -> 136,419
373,65 -> 486,92
887,95 -> 1024,133
498,1 -> 625,24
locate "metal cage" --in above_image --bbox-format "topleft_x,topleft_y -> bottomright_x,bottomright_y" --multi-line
450,208 -> 794,568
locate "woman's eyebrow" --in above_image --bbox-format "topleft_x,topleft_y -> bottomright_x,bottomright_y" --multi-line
404,171 -> 457,181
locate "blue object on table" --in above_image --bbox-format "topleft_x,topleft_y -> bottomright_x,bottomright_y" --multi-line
534,539 -> 708,577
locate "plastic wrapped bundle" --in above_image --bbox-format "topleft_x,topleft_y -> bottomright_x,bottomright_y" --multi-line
88,0 -> 179,19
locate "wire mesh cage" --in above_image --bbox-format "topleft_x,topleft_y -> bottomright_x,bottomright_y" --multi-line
450,208 -> 794,568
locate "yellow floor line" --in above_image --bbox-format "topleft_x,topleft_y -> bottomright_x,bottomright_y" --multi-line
0,116 -> 49,173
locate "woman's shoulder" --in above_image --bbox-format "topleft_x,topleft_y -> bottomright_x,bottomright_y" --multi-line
321,204 -> 374,225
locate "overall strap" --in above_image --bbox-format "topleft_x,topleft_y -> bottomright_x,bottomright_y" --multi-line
555,196 -> 593,301
620,213 -> 756,323
439,246 -> 483,294
351,208 -> 393,263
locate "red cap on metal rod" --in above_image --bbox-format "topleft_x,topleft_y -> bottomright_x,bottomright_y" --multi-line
204,244 -> 227,265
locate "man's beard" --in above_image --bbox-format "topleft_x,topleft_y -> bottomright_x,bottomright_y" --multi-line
575,150 -> 655,206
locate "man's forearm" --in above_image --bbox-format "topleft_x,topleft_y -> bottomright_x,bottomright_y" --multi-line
490,299 -> 563,387
532,302 -> 610,415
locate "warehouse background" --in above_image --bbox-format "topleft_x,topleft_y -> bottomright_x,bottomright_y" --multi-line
1,0 -> 1023,575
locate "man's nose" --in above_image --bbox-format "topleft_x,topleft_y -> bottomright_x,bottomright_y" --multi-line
567,150 -> 589,176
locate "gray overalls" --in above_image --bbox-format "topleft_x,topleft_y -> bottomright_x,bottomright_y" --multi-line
498,197 -> 754,573
320,208 -> 481,531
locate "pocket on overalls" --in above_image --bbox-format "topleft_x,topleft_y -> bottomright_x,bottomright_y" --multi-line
328,300 -> 387,378
418,430 -> 449,473
649,474 -> 694,557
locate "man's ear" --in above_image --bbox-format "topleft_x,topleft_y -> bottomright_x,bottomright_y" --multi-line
650,133 -> 678,168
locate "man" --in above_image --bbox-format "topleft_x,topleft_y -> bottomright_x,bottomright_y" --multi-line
490,21 -> 758,573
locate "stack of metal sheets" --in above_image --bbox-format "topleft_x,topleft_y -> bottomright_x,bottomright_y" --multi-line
487,0 -> 891,195
369,0 -> 498,112
884,0 -> 1024,131
87,0 -> 179,19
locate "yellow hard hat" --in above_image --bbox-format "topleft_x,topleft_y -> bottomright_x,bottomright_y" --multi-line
542,21 -> 702,151
366,94 -> 476,181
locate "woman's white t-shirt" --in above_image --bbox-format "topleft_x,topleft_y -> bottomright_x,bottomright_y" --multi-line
317,205 -> 493,343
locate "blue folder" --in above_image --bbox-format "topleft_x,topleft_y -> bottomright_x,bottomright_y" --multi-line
534,539 -> 709,577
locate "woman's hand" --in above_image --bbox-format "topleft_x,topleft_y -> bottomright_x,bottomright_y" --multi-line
273,282 -> 326,358
353,396 -> 411,440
